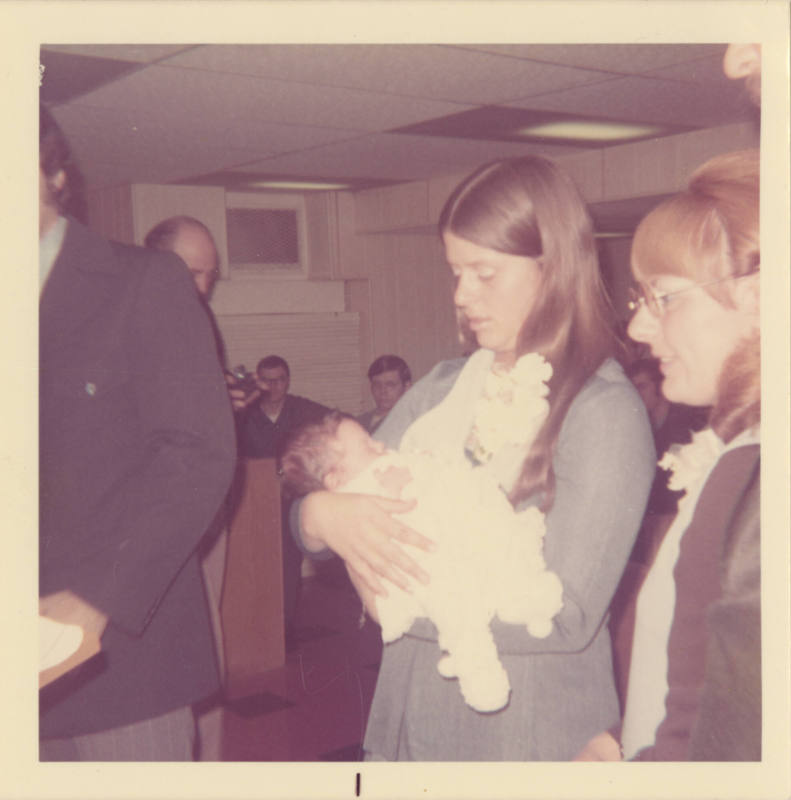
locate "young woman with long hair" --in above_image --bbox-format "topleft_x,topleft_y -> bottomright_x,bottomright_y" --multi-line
295,155 -> 655,760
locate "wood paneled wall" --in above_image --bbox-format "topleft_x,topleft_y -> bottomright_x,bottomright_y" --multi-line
84,182 -> 364,411
83,120 -> 758,407
84,184 -> 134,245
340,121 -> 759,387
216,311 -> 362,413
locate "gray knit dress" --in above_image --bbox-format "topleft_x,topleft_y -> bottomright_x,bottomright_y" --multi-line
362,356 -> 655,761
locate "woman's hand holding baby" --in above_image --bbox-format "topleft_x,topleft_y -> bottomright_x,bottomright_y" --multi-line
573,731 -> 623,761
299,491 -> 433,595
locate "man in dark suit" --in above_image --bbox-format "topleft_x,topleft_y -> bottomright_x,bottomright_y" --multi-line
38,106 -> 237,760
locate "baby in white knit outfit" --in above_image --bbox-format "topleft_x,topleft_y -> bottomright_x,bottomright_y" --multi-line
281,411 -> 562,712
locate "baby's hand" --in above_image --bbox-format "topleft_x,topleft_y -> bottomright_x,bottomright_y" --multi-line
374,465 -> 413,497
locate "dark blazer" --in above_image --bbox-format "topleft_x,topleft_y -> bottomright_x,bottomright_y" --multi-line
633,442 -> 760,761
688,452 -> 760,760
39,220 -> 237,738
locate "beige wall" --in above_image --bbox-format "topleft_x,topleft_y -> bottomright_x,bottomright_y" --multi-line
342,121 -> 757,388
83,120 -> 758,412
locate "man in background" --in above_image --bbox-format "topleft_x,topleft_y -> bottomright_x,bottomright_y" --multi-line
144,215 -> 228,364
144,215 -> 220,299
240,355 -> 330,459
39,105 -> 236,760
238,355 -> 330,642
357,354 -> 412,434
144,214 -> 242,758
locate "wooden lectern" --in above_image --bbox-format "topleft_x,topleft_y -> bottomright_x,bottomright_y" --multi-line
220,458 -> 285,699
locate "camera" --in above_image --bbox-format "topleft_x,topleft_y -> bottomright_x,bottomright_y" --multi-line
230,364 -> 258,397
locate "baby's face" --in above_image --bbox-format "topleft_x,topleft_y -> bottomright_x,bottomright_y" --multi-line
331,419 -> 386,487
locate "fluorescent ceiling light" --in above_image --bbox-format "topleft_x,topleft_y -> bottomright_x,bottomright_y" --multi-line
517,120 -> 664,142
248,180 -> 351,191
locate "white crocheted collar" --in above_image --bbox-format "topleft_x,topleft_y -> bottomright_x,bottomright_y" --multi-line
465,352 -> 552,465
659,425 -> 759,494
400,348 -> 552,493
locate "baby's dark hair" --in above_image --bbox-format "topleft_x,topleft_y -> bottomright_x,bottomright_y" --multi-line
279,410 -> 349,496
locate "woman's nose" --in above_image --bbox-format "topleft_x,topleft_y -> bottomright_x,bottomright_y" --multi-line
453,271 -> 474,308
626,304 -> 657,344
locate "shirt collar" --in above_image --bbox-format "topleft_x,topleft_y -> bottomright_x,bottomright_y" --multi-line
39,215 -> 67,293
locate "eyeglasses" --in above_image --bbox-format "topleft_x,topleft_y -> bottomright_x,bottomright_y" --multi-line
627,271 -> 758,318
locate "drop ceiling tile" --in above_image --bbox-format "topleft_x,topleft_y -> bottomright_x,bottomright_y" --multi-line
39,50 -> 139,103
506,74 -> 751,128
66,159 -> 137,190
645,54 -> 731,84
71,63 -> 471,132
164,43 -> 613,105
43,42 -> 754,196
230,132 -> 580,182
51,104 -> 299,186
455,43 -> 728,75
63,154 -> 220,190
41,44 -> 195,63
54,101 -> 361,165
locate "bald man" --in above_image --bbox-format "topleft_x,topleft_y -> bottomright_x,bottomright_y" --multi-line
144,216 -> 234,759
145,216 -> 220,298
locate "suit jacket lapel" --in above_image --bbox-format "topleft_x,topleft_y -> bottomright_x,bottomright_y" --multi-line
40,220 -> 122,360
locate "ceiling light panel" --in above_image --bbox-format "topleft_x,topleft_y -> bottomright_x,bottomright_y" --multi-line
230,132 -> 576,183
507,73 -> 750,128
517,120 -> 666,142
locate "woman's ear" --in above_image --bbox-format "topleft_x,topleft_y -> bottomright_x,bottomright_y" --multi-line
47,168 -> 66,195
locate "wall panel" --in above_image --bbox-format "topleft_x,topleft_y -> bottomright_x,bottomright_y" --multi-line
354,181 -> 430,232
84,184 -> 134,244
603,122 -> 758,200
344,279 -> 374,409
214,311 -> 362,414
303,192 -> 340,279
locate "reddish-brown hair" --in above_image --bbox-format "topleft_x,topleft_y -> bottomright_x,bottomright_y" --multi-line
631,149 -> 760,441
439,156 -> 616,509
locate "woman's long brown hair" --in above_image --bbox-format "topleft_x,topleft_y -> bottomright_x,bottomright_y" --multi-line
439,156 -> 616,510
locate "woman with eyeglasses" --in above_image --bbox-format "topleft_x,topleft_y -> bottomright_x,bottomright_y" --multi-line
576,149 -> 761,761
293,155 -> 656,761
